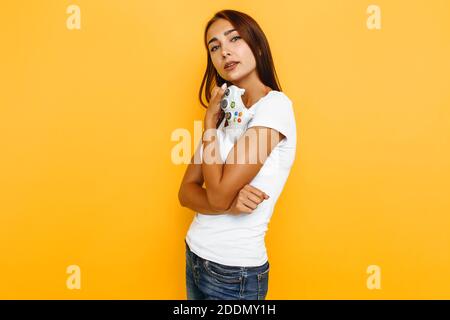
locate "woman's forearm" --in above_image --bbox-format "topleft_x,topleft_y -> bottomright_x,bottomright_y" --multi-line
201,122 -> 234,210
179,182 -> 227,215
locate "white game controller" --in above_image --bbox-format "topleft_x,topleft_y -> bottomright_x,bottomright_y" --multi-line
219,84 -> 255,143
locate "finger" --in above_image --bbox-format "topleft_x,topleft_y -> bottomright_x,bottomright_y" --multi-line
241,197 -> 258,210
210,87 -> 219,102
212,83 -> 227,102
237,202 -> 253,214
230,201 -> 252,215
244,191 -> 263,204
245,184 -> 269,200
252,187 -> 269,199
212,85 -> 220,96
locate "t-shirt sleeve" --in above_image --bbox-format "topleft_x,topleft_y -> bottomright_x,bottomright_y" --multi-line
247,93 -> 295,143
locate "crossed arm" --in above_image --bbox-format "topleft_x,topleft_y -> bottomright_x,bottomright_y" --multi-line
177,145 -> 222,214
178,125 -> 284,213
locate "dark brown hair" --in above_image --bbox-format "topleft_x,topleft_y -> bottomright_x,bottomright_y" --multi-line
199,10 -> 283,127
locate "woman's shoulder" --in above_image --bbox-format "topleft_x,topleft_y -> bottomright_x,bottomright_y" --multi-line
259,90 -> 294,116
267,90 -> 293,106
249,90 -> 297,147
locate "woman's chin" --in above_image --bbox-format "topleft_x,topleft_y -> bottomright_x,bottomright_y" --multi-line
224,74 -> 243,83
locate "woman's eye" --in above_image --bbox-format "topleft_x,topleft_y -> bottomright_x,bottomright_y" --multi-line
210,36 -> 241,52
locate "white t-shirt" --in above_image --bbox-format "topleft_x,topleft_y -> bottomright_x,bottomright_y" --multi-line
185,90 -> 297,267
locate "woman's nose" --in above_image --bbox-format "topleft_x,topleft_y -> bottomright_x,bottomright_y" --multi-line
221,46 -> 231,57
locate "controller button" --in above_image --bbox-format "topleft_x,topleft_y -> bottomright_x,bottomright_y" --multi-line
231,101 -> 235,108
220,99 -> 228,109
224,88 -> 230,96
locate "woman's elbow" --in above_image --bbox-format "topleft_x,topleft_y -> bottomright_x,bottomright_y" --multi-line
178,185 -> 187,207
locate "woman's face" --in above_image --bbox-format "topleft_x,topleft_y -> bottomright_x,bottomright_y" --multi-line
206,18 -> 257,83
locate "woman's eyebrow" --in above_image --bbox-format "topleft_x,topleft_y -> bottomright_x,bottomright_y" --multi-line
207,29 -> 237,46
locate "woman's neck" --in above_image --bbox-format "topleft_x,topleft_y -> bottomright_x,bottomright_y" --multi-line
240,83 -> 272,108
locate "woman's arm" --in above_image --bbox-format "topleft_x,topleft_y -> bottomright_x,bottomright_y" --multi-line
178,147 -> 225,215
198,83 -> 280,212
202,124 -> 284,211
178,142 -> 270,215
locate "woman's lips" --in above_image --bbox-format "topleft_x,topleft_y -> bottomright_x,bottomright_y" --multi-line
224,62 -> 239,71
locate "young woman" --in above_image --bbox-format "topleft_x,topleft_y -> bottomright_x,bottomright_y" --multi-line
178,9 -> 297,300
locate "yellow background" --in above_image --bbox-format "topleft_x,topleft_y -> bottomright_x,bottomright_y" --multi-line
1,0 -> 449,299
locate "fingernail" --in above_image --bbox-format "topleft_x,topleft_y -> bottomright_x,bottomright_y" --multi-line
221,83 -> 227,90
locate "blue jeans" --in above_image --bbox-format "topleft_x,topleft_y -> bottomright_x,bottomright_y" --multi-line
185,240 -> 270,300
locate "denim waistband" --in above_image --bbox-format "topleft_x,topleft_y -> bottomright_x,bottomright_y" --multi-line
184,239 -> 269,270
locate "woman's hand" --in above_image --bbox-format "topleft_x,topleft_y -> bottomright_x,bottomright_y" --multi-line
225,184 -> 270,215
204,83 -> 227,129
